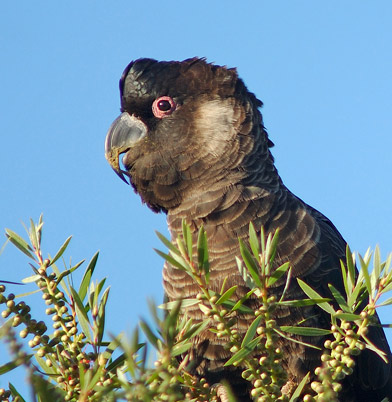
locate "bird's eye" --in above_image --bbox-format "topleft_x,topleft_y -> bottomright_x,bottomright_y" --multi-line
152,96 -> 176,118
157,99 -> 171,111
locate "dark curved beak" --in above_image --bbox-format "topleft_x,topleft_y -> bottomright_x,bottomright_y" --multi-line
105,113 -> 147,183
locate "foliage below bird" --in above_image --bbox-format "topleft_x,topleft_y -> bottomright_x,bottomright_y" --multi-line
105,58 -> 392,401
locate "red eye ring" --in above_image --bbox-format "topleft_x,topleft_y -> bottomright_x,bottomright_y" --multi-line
152,96 -> 176,118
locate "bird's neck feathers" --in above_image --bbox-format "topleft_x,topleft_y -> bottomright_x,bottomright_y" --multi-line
166,121 -> 283,238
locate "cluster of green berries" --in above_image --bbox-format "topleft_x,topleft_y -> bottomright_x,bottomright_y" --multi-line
197,290 -> 289,401
183,377 -> 216,402
1,284 -> 45,365
303,312 -> 368,401
196,293 -> 235,339
40,264 -> 117,400
1,285 -> 47,343
0,266 -> 112,401
0,284 -> 34,401
245,297 -> 288,402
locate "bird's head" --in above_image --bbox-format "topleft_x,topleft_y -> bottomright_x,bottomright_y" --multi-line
105,58 -> 274,213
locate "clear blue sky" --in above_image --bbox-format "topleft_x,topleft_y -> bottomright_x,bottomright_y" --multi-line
1,1 -> 392,398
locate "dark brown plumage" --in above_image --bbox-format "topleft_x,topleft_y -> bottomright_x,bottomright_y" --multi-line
105,58 -> 392,401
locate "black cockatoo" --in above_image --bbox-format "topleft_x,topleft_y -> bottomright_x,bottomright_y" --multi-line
105,58 -> 392,401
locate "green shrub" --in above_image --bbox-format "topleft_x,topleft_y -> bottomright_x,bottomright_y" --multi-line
0,217 -> 391,401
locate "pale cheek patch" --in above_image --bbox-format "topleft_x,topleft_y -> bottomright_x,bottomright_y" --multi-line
195,99 -> 238,156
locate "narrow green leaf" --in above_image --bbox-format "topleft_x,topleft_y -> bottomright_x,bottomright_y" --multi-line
56,263 -> 83,285
0,238 -> 9,257
155,231 -> 181,255
147,298 -> 161,328
348,280 -> 366,310
37,214 -> 44,243
29,219 -> 39,251
106,353 -> 126,373
363,335 -> 388,363
346,245 -> 356,288
0,360 -> 19,375
216,286 -> 238,305
15,288 -> 41,298
5,229 -> 35,260
0,354 -> 32,375
236,256 -> 255,290
373,246 -> 382,284
219,276 -> 229,295
378,296 -> 392,307
231,289 -> 257,313
32,372 -> 65,400
248,223 -> 259,259
383,253 -> 392,277
35,354 -> 57,376
172,249 -> 193,270
21,274 -> 41,284
241,315 -> 262,348
273,328 -> 321,350
70,286 -> 92,342
358,254 -> 372,297
80,365 -> 103,392
178,314 -> 193,333
260,226 -> 266,257
144,368 -> 160,385
78,251 -> 99,302
381,279 -> 392,294
166,300 -> 182,333
280,326 -> 331,336
158,299 -> 199,309
176,238 -> 188,260
267,228 -> 280,266
102,333 -> 123,361
328,284 -> 350,312
172,342 -> 193,356
88,281 -> 96,313
224,299 -> 254,314
340,260 -> 350,299
279,298 -> 331,307
224,338 -> 260,366
289,372 -> 310,402
197,226 -> 210,280
239,238 -> 262,288
141,339 -> 149,371
69,259 -> 85,274
90,366 -> 105,391
78,362 -> 87,390
123,329 -> 141,355
50,236 -> 72,266
297,279 -> 335,315
155,249 -> 187,271
183,320 -> 210,340
139,319 -> 159,349
116,365 -> 132,385
9,383 -> 27,402
267,262 -> 290,287
97,287 -> 110,344
334,312 -> 361,321
279,267 -> 292,302
182,219 -> 193,261
96,278 -> 107,298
